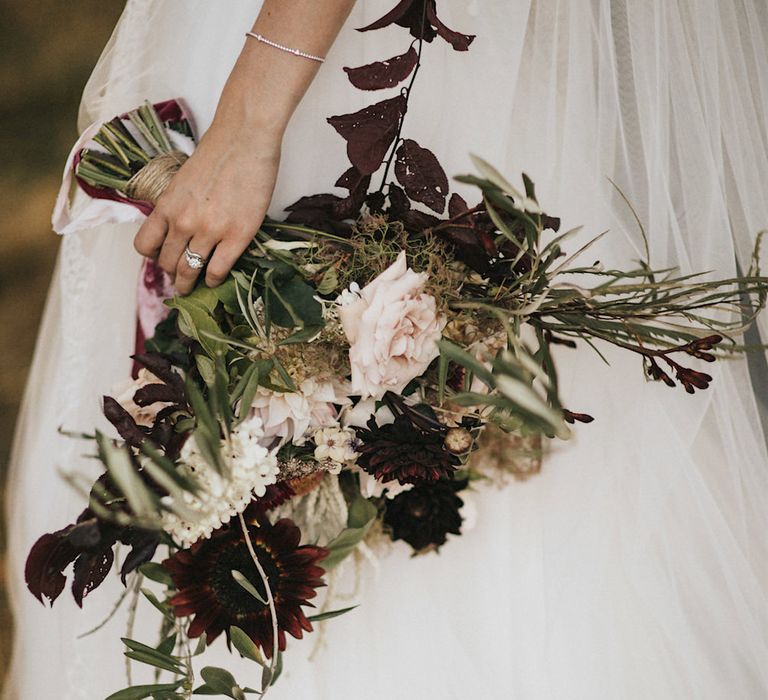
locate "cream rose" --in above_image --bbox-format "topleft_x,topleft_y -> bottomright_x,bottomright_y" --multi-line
339,252 -> 445,399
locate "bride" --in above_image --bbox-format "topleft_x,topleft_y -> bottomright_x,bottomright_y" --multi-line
5,1 -> 768,698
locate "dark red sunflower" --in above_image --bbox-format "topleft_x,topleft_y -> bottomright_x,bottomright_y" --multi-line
163,513 -> 327,658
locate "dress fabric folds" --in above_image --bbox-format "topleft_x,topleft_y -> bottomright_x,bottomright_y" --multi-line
5,1 -> 768,698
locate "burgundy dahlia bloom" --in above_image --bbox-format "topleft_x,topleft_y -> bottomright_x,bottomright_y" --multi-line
356,414 -> 461,486
383,478 -> 468,552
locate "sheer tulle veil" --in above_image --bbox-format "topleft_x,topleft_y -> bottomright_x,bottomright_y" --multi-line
5,1 -> 768,698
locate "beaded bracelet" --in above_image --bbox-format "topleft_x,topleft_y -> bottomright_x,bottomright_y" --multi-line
245,31 -> 326,63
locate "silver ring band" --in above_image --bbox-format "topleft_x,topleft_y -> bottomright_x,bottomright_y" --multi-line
184,246 -> 206,270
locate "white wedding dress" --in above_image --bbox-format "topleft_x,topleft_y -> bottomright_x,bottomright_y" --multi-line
5,2 -> 768,698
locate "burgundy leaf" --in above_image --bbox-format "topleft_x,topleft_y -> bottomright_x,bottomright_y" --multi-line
394,139 -> 449,213
133,382 -> 181,407
72,548 -> 114,607
343,46 -> 419,90
365,190 -> 387,213
285,193 -> 343,212
402,208 -> 441,233
335,167 -> 372,219
102,396 -> 146,448
132,353 -> 185,393
357,0 -> 474,51
25,532 -> 78,605
426,2 -> 475,51
327,95 -> 406,175
119,531 -> 160,584
387,183 -> 411,218
448,192 -> 470,219
356,0 -> 434,40
66,518 -> 103,549
335,166 -> 368,192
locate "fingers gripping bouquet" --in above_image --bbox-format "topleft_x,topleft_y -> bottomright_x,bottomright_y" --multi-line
28,3 -> 768,699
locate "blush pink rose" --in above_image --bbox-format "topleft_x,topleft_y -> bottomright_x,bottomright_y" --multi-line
339,252 -> 446,399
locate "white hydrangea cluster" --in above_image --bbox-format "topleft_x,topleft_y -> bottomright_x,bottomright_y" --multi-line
161,415 -> 279,548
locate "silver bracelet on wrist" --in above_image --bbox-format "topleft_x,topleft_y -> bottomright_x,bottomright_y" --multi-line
245,31 -> 326,63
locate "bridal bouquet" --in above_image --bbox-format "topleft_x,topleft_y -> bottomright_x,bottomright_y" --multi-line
27,3 -> 768,698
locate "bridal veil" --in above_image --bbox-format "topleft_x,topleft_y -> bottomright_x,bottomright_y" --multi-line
5,1 -> 767,697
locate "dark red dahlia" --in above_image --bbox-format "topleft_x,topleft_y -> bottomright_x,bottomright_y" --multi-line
356,414 -> 461,485
163,515 -> 327,658
383,478 -> 467,552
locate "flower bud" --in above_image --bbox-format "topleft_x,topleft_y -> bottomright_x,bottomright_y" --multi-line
444,427 -> 473,455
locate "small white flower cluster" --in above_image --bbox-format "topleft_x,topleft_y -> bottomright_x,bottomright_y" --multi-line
312,426 -> 359,474
335,281 -> 361,307
161,415 -> 279,548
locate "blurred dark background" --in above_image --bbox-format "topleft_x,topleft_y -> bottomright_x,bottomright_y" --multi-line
0,0 -> 126,687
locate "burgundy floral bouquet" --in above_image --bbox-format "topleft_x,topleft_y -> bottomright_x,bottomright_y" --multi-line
28,3 -> 768,698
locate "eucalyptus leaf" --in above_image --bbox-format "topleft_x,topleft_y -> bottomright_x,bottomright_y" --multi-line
200,666 -> 238,695
97,433 -> 157,520
124,650 -> 184,675
196,355 -> 216,385
270,651 -> 284,686
106,682 -> 183,700
322,497 -> 377,570
157,633 -> 177,657
139,562 -> 174,587
229,626 -> 265,665
140,588 -> 174,621
277,325 -> 324,346
232,570 -> 268,605
316,266 -> 339,294
307,605 -> 358,623
121,637 -> 183,670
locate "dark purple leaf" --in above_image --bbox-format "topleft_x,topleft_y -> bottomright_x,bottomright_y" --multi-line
132,353 -> 185,393
336,167 -> 372,218
102,396 -> 146,448
436,197 -> 497,273
25,532 -> 78,605
426,2 -> 475,51
402,208 -> 441,233
344,46 -> 419,90
119,531 -> 160,584
394,139 -> 449,213
357,0 -> 437,42
285,193 -> 343,212
327,95 -> 406,175
386,182 -> 442,232
66,518 -> 102,549
357,0 -> 474,50
72,549 -> 114,607
335,166 -> 368,193
365,190 -> 387,213
387,184 -> 411,218
448,192 -> 470,219
133,383 -> 182,407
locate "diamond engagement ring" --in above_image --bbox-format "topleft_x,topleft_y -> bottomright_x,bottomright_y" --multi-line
184,246 -> 207,270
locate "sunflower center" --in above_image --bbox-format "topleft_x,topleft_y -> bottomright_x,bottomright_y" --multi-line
209,540 -> 281,615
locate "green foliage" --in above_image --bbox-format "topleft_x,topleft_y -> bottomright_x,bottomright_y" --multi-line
322,496 -> 378,570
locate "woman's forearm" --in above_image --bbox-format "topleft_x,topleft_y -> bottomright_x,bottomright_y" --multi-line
215,0 -> 358,138
134,0 -> 358,294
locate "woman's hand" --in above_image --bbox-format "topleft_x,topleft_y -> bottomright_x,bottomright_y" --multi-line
132,0 -> 357,295
133,120 -> 281,295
